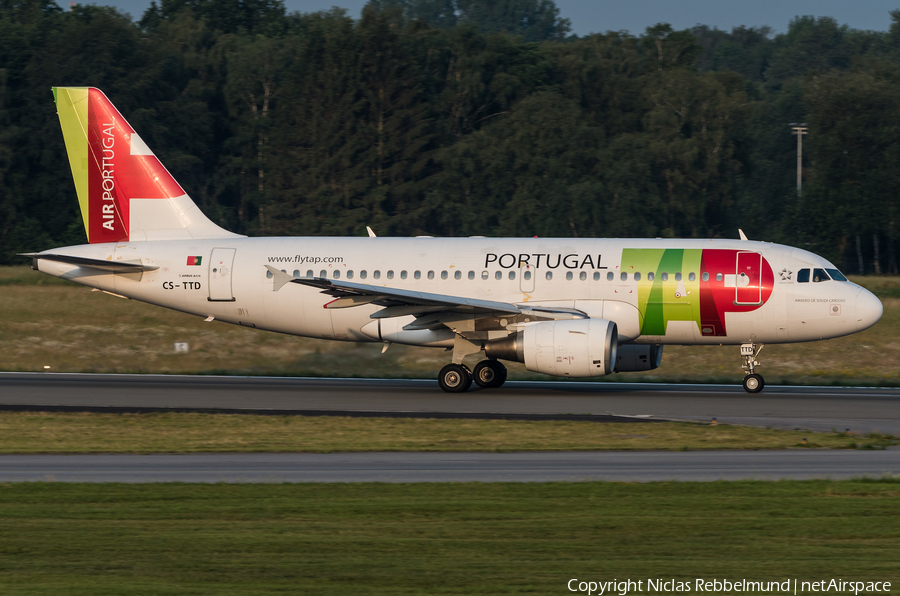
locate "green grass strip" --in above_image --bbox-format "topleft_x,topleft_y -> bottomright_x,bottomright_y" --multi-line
1,412 -> 895,453
0,481 -> 898,595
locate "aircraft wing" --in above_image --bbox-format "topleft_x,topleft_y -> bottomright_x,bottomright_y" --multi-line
264,265 -> 521,319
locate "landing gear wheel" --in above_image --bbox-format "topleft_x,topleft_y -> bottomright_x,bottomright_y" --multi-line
438,363 -> 473,393
742,373 -> 765,393
473,360 -> 507,389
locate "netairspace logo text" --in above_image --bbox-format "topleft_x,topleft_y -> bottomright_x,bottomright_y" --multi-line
567,579 -> 892,596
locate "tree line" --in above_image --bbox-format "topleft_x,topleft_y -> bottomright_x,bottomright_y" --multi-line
1,0 -> 898,274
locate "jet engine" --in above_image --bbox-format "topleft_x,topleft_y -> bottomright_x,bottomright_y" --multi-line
485,319 -> 618,377
614,344 -> 663,372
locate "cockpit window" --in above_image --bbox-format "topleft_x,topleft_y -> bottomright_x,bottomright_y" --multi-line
826,268 -> 848,281
797,269 -> 810,283
812,268 -> 830,283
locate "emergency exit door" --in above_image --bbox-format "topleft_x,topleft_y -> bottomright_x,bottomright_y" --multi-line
208,247 -> 236,302
735,251 -> 762,305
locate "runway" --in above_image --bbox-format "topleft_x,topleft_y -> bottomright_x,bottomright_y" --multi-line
1,372 -> 899,434
1,450 -> 898,482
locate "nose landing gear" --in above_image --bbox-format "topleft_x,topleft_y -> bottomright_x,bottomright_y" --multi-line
740,343 -> 765,393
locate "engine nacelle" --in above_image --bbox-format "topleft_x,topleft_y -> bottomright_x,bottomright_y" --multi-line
486,319 -> 618,377
614,344 -> 663,372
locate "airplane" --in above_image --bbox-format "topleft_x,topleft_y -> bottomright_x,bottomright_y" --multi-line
24,87 -> 884,393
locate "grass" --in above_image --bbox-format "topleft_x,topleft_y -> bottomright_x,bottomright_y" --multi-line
0,481 -> 898,595
1,412 -> 894,453
1,266 -> 899,385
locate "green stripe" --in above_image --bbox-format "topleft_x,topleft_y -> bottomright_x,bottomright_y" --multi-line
53,87 -> 90,236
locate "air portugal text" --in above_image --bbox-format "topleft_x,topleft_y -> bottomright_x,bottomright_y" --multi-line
485,253 -> 607,270
100,118 -> 116,231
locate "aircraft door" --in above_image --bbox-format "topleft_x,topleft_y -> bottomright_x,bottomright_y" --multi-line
519,264 -> 535,293
209,247 -> 236,302
735,251 -> 762,305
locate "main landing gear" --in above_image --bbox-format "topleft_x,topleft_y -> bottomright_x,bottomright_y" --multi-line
740,342 -> 765,393
438,360 -> 507,393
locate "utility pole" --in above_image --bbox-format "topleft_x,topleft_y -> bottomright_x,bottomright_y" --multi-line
790,123 -> 807,196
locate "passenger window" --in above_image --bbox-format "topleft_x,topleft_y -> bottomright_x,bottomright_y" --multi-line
347,270 -> 354,279
387,270 -> 394,279
716,273 -> 722,282
701,272 -> 708,281
688,272 -> 695,282
495,271 -> 502,280
509,271 -> 516,280
661,272 -> 668,281
524,271 -> 531,280
400,271 -> 407,279
647,272 -> 654,281
813,268 -> 830,283
360,270 -> 367,279
454,271 -> 461,280
334,270 -> 341,279
414,271 -> 421,280
441,271 -> 448,280
675,272 -> 682,281
634,272 -> 641,281
482,271 -> 489,280
580,271 -> 587,281
797,269 -> 809,283
374,270 -> 381,279
307,270 -> 314,278
826,268 -> 847,281
607,272 -> 614,281
620,272 -> 627,281
468,271 -> 475,280
427,271 -> 434,280
547,272 -> 554,280
566,272 -> 573,280
593,272 -> 600,281
292,270 -> 300,278
320,270 -> 327,278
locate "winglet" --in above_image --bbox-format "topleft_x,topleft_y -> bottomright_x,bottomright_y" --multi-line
264,265 -> 295,291
366,226 -> 377,238
738,229 -> 749,241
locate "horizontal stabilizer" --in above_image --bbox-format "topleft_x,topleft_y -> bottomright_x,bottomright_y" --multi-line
22,253 -> 159,274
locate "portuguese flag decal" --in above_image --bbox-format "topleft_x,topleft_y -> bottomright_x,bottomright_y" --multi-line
186,256 -> 202,266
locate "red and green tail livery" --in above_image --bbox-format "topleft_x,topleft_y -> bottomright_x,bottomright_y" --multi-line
52,87 -> 233,244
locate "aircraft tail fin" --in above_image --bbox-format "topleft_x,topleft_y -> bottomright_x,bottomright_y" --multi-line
52,87 -> 241,243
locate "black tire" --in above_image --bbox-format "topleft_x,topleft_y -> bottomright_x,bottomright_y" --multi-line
473,360 -> 507,389
496,366 -> 508,388
742,373 -> 765,393
438,363 -> 473,393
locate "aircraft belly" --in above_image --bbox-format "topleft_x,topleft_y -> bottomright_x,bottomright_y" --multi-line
331,307 -> 379,342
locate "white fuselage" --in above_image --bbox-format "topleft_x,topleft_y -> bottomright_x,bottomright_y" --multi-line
34,237 -> 883,349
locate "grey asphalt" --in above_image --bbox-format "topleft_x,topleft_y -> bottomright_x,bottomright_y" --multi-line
1,450 -> 898,483
1,372 -> 898,434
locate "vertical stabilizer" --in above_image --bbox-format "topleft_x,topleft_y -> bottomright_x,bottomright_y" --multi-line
53,87 -> 241,243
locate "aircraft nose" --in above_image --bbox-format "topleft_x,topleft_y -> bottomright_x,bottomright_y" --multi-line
856,287 -> 883,332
